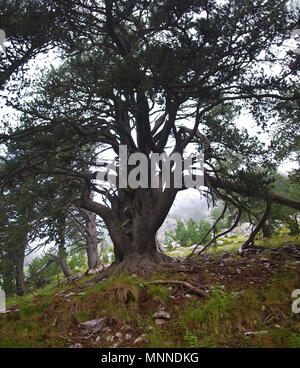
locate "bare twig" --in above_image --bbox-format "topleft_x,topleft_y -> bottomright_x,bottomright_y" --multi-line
186,202 -> 228,259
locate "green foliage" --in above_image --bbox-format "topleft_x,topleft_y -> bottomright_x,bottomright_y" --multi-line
26,254 -> 61,285
68,249 -> 88,272
210,203 -> 227,232
100,246 -> 115,264
184,330 -> 199,348
165,218 -> 212,247
263,175 -> 300,236
184,287 -> 232,335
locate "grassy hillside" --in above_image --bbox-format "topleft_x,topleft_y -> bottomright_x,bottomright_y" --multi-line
0,231 -> 299,348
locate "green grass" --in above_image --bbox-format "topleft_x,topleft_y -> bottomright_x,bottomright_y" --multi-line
1,269 -> 299,348
146,284 -> 170,304
1,230 -> 299,348
166,226 -> 299,258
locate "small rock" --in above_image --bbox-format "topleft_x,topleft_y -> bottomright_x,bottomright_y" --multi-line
68,343 -> 84,348
260,258 -> 269,263
64,292 -> 75,298
125,333 -> 132,340
115,332 -> 122,339
232,291 -> 243,297
134,335 -> 145,345
155,318 -> 167,325
80,318 -> 107,335
106,335 -> 114,342
275,324 -> 280,328
185,294 -> 192,298
121,324 -> 132,332
102,327 -> 112,333
95,336 -> 101,343
244,331 -> 268,336
55,291 -> 65,297
153,311 -> 170,319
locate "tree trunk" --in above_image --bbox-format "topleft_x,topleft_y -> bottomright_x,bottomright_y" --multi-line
79,184 -> 178,276
287,214 -> 300,235
239,198 -> 272,253
58,216 -> 72,278
15,238 -> 29,296
84,210 -> 101,270
58,243 -> 72,278
102,189 -> 176,275
262,223 -> 272,238
107,220 -> 170,275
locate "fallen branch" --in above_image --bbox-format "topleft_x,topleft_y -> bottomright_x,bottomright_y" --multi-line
145,280 -> 207,297
35,255 -> 58,277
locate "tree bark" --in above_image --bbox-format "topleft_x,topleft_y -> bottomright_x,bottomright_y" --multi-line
84,210 -> 101,270
15,238 -> 29,296
80,187 -> 177,276
262,223 -> 272,238
58,216 -> 72,278
58,243 -> 72,278
239,198 -> 272,253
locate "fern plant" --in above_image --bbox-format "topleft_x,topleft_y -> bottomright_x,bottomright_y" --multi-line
184,330 -> 199,348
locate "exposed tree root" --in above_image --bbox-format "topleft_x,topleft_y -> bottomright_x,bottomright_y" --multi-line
86,251 -> 174,284
144,280 -> 207,297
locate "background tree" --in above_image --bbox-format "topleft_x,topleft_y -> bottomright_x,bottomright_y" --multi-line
165,218 -> 212,248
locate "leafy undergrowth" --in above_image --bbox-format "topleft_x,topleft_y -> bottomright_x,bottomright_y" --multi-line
0,238 -> 299,348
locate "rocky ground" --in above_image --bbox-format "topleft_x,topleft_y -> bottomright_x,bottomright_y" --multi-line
1,240 -> 299,348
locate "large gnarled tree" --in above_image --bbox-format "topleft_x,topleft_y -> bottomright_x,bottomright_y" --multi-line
1,0 -> 300,274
